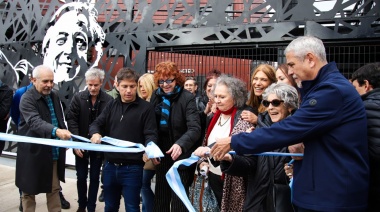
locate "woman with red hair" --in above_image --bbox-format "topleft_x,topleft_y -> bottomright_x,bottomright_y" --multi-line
150,61 -> 201,212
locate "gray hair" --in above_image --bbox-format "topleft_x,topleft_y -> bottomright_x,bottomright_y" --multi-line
262,83 -> 299,110
85,67 -> 105,81
284,36 -> 327,63
32,65 -> 54,79
212,75 -> 247,108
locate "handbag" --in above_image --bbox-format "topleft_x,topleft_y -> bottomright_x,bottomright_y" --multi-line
189,174 -> 220,212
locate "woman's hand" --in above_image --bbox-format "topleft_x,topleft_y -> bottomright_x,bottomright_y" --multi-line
245,127 -> 255,133
166,144 -> 182,161
241,110 -> 258,124
193,146 -> 211,157
284,163 -> 293,179
222,153 -> 233,162
204,100 -> 216,115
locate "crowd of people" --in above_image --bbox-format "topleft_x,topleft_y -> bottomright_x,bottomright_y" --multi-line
0,36 -> 379,212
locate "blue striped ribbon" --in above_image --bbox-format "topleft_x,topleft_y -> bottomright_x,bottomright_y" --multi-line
0,133 -> 163,158
166,152 -> 303,212
166,155 -> 200,212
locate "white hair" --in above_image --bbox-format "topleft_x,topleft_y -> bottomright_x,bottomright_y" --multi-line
284,36 -> 327,63
85,67 -> 105,81
32,65 -> 54,79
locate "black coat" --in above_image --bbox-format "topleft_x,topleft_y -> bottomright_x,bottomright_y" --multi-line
221,111 -> 292,212
0,81 -> 12,133
89,96 -> 158,164
362,88 -> 380,211
66,89 -> 113,138
150,88 -> 201,161
16,87 -> 67,194
0,81 -> 13,154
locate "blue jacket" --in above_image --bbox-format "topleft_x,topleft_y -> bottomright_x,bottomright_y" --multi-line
10,83 -> 33,127
231,62 -> 369,211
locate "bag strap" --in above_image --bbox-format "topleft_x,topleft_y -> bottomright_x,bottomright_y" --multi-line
191,174 -> 197,204
199,176 -> 206,212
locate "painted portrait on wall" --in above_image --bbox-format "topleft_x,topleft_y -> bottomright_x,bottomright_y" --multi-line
0,1 -> 106,156
42,2 -> 105,83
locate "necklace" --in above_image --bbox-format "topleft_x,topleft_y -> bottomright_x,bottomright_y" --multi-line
218,115 -> 231,126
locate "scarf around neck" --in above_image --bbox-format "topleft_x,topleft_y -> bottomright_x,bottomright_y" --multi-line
157,85 -> 181,129
204,106 -> 237,146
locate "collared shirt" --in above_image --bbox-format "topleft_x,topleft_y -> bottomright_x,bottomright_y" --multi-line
44,95 -> 59,160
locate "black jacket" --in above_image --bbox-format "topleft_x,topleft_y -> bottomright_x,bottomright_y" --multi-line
361,88 -> 380,211
16,87 -> 67,194
89,96 -> 158,164
221,111 -> 292,212
0,81 -> 12,133
150,88 -> 201,161
66,89 -> 113,138
0,81 -> 12,155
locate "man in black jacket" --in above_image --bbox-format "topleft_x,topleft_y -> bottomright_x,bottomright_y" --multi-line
0,79 -> 12,155
66,68 -> 113,212
89,67 -> 158,212
351,62 -> 380,212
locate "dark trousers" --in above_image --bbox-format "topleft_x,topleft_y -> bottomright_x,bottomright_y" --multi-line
75,151 -> 103,212
141,169 -> 155,212
103,162 -> 143,212
153,155 -> 196,212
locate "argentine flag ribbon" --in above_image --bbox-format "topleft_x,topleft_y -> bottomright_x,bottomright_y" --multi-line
0,133 -> 163,157
166,155 -> 200,212
166,152 -> 303,212
145,141 -> 165,158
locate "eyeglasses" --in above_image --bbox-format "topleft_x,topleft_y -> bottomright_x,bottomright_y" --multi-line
158,78 -> 175,85
262,99 -> 284,107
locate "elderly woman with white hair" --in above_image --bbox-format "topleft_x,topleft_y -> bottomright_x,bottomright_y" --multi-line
193,75 -> 255,211
220,82 -> 299,212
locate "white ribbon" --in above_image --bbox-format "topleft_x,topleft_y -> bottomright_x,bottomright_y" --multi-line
0,133 -> 163,158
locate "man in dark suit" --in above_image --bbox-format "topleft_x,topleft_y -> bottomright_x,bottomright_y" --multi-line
16,65 -> 71,211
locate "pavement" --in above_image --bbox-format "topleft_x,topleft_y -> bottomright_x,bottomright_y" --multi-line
0,155 -> 127,212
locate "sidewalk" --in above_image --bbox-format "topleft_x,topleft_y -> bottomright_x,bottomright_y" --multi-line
0,156 -> 126,212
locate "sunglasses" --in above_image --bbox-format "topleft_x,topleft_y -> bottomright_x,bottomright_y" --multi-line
158,78 -> 175,85
262,99 -> 284,107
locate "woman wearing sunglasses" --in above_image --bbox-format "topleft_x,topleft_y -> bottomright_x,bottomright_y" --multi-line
220,82 -> 299,212
150,61 -> 201,212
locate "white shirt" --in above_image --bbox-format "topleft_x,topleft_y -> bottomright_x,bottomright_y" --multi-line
207,116 -> 231,176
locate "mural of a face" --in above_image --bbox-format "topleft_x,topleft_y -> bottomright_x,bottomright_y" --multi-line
43,11 -> 89,83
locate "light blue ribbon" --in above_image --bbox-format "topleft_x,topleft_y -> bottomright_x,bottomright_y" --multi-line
0,133 -> 163,158
166,155 -> 200,212
145,141 -> 165,158
166,152 -> 303,212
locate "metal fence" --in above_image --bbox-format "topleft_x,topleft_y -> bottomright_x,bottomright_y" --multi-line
148,39 -> 380,93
